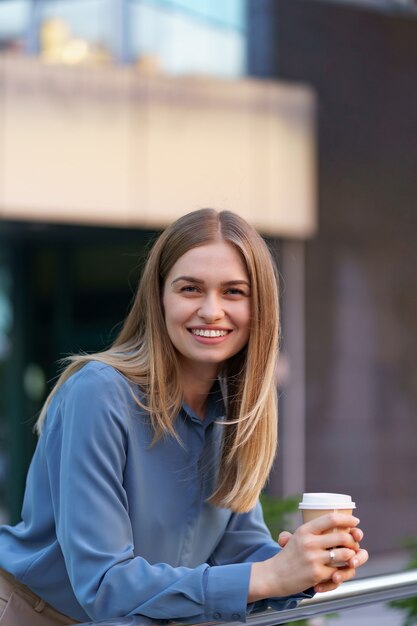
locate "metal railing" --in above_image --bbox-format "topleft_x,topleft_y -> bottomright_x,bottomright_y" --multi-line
78,569 -> 417,625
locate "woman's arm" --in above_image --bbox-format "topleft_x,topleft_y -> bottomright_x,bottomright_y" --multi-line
45,365 -> 252,623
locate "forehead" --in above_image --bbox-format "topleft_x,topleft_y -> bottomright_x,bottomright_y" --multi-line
167,241 -> 249,280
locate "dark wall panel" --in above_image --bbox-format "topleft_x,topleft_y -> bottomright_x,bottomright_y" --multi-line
248,0 -> 417,554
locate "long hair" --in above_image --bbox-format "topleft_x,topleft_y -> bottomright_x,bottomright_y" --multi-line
35,209 -> 280,512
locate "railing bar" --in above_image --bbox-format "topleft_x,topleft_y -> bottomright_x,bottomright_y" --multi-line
242,574 -> 417,626
311,584 -> 412,601
75,570 -> 417,625
302,569 -> 417,603
264,587 -> 417,624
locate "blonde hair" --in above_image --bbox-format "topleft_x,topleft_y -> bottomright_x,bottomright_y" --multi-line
35,209 -> 280,513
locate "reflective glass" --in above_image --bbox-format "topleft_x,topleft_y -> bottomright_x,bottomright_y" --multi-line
39,0 -> 117,64
129,0 -> 246,77
1,0 -> 246,75
136,0 -> 246,30
0,0 -> 30,53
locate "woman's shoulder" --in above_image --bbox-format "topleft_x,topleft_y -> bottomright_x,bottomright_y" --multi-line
47,360 -> 144,426
64,360 -> 133,394
40,361 -> 147,455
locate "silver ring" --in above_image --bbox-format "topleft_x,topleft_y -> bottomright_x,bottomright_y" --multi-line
328,550 -> 336,565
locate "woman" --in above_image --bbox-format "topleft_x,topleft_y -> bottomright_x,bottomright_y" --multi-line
0,209 -> 368,625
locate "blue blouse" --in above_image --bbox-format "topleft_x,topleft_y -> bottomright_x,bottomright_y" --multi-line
0,361 -> 310,623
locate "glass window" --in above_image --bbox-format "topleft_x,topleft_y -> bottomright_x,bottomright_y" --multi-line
38,0 -> 116,64
0,0 -> 30,54
149,0 -> 246,30
129,0 -> 246,77
19,0 -> 246,75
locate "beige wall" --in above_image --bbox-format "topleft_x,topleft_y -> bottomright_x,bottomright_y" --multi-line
0,55 -> 316,237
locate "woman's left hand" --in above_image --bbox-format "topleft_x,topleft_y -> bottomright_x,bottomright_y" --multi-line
278,527 -> 369,593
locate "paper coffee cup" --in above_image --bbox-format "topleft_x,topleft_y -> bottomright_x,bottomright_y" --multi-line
299,493 -> 356,566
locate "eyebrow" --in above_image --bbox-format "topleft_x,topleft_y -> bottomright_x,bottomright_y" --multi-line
171,276 -> 250,287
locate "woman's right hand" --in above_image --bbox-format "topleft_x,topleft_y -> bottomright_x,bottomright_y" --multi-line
248,513 -> 361,602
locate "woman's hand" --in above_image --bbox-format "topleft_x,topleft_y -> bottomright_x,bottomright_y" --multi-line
278,521 -> 369,593
249,513 -> 368,602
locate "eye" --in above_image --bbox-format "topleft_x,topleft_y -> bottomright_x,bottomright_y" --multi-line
225,287 -> 247,296
180,285 -> 200,293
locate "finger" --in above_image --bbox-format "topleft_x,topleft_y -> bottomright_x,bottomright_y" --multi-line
314,580 -> 340,593
331,565 -> 357,585
348,548 -> 369,569
350,527 -> 364,543
303,513 -> 360,534
278,531 -> 292,547
315,531 -> 360,551
324,547 -> 357,567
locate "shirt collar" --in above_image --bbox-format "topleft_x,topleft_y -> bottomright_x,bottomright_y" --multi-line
181,379 -> 226,429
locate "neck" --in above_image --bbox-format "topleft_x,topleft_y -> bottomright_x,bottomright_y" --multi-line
178,359 -> 219,420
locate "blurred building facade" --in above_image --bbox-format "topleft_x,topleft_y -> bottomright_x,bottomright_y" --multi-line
0,0 -> 416,561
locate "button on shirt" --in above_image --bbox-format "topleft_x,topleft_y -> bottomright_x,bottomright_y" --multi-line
0,362 -> 312,623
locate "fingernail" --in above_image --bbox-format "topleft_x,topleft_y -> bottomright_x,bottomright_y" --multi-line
353,517 -> 360,524
352,558 -> 358,567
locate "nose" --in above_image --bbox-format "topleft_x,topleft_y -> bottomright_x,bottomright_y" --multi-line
198,293 -> 224,322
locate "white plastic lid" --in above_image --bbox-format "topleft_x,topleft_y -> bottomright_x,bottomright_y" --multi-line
299,492 -> 356,510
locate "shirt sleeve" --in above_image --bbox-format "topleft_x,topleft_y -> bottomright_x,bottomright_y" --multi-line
209,500 -> 315,612
44,365 -> 252,623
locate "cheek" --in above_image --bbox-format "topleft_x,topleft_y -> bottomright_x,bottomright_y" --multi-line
162,294 -> 190,327
162,291 -> 176,320
239,302 -> 252,330
231,303 -> 251,348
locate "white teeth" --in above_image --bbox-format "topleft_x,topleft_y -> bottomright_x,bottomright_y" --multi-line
191,329 -> 229,337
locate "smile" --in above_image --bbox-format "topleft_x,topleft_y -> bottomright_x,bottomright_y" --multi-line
190,329 -> 230,337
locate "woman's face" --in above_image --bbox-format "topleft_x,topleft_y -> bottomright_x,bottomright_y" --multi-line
162,240 -> 251,375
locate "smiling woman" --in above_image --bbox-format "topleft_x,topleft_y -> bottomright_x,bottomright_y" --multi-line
0,209 -> 368,626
